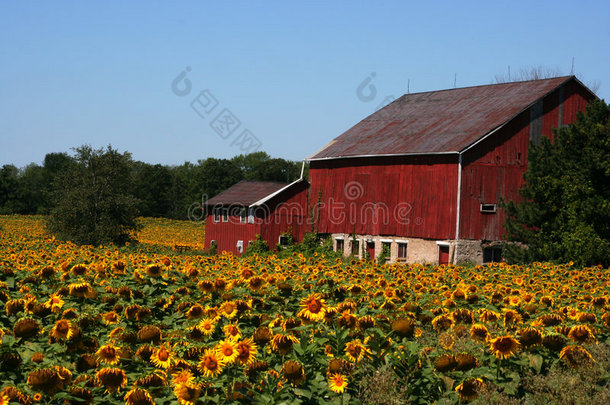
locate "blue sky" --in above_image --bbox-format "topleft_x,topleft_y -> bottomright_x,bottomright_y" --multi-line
1,1 -> 609,168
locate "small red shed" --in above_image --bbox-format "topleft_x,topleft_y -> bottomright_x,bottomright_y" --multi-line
204,179 -> 309,255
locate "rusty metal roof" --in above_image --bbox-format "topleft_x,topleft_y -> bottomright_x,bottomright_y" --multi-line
309,76 -> 575,160
205,181 -> 288,206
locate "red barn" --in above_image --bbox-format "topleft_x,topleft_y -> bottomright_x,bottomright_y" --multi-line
307,76 -> 595,264
204,179 -> 308,255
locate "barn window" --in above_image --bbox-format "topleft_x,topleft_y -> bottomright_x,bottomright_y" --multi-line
483,246 -> 502,263
278,235 -> 290,246
480,203 -> 497,214
397,242 -> 408,262
381,241 -> 391,262
213,208 -> 220,222
335,238 -> 344,254
248,208 -> 255,224
240,208 -> 247,223
222,208 -> 229,222
351,239 -> 360,257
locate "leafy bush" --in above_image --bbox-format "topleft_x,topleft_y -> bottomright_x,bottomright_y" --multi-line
244,234 -> 269,255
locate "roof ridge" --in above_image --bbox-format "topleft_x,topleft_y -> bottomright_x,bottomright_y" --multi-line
391,75 -> 573,99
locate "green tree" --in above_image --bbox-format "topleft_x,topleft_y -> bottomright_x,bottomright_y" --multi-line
0,165 -> 19,214
133,162 -> 173,217
504,99 -> 610,266
46,145 -> 141,245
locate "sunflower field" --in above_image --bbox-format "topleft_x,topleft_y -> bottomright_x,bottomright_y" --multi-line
0,215 -> 609,404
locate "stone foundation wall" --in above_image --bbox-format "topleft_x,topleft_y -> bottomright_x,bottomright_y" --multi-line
330,233 -> 502,265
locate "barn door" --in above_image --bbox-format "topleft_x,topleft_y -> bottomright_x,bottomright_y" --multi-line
438,245 -> 450,265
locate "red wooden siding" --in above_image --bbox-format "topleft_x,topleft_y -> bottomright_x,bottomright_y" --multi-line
309,155 -> 458,239
260,181 -> 309,249
459,80 -> 594,240
205,180 -> 309,255
204,213 -> 259,254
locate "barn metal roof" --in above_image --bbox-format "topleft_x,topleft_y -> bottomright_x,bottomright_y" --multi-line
308,76 -> 576,160
205,181 -> 288,206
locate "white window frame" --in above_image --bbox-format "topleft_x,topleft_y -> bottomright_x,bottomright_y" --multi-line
213,208 -> 220,223
222,208 -> 229,222
240,208 -> 247,223
247,208 -> 255,224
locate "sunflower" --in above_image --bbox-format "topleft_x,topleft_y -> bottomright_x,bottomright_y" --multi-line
542,334 -> 567,352
248,276 -> 265,290
298,293 -> 327,321
344,339 -> 370,363
138,325 -> 162,343
455,353 -> 479,371
281,317 -> 302,331
567,325 -> 596,343
479,308 -> 500,323
489,336 -> 520,360
49,319 -> 74,341
328,373 -> 348,394
452,308 -> 474,324
27,367 -> 71,395
434,354 -> 457,372
1,387 -> 30,405
219,301 -> 238,319
150,344 -> 174,369
134,371 -> 166,388
470,324 -> 489,342
44,294 -> 64,313
172,370 -> 195,386
68,281 -> 95,298
96,367 -> 128,393
357,315 -> 376,330
13,318 -> 40,339
391,317 -> 415,338
76,353 -> 98,373
186,304 -> 204,319
559,345 -> 595,368
31,352 -> 44,363
0,394 -> 8,405
124,388 -> 155,405
502,309 -> 522,328
518,327 -> 543,348
282,360 -> 306,385
173,383 -> 201,405
70,264 -> 88,276
431,314 -> 453,332
145,264 -> 164,278
455,378 -> 484,402
198,349 -> 225,378
270,334 -> 299,355
223,322 -> 242,339
196,318 -> 216,337
336,311 -> 358,329
67,386 -> 93,404
102,311 -> 120,325
235,338 -> 257,365
215,339 -> 238,364
253,326 -> 273,346
96,343 -> 121,365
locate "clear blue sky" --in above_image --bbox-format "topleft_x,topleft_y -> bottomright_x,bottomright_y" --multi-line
1,1 -> 609,168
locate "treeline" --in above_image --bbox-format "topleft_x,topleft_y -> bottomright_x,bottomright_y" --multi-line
0,149 -> 303,220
